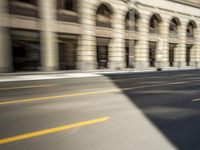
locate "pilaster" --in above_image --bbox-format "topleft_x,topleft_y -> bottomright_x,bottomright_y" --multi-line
0,0 -> 12,72
76,0 -> 97,70
108,8 -> 126,69
156,17 -> 170,68
134,11 -> 150,68
174,19 -> 187,67
190,23 -> 200,68
196,24 -> 200,68
39,0 -> 58,71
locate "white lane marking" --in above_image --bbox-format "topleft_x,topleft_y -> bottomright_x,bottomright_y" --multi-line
134,90 -> 197,94
187,78 -> 200,80
167,82 -> 186,85
173,74 -> 196,77
192,98 -> 200,102
140,81 -> 166,84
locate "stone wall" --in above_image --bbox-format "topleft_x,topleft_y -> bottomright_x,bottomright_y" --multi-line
0,0 -> 200,72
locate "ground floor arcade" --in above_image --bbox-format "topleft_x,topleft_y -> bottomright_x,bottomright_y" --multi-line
0,28 -> 199,73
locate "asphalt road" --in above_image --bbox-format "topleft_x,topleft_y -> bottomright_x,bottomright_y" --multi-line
0,70 -> 200,150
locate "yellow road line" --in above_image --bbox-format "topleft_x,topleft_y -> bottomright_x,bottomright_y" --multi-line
0,84 -> 59,91
0,89 -> 121,105
0,117 -> 109,145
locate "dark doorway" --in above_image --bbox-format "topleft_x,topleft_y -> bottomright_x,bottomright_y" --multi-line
12,41 -> 40,71
58,38 -> 77,70
149,42 -> 156,67
125,47 -> 129,68
97,38 -> 110,69
169,43 -> 176,67
97,45 -> 108,69
125,40 -> 136,68
186,45 -> 192,66
11,30 -> 40,72
59,43 -> 66,70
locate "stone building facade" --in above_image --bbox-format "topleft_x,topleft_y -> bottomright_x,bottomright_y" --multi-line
0,0 -> 200,72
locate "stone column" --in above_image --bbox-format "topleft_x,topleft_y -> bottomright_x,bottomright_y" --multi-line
39,0 -> 58,71
108,8 -> 125,69
0,0 -> 12,72
134,11 -> 149,68
174,19 -> 187,67
191,25 -> 200,68
195,24 -> 200,68
77,0 -> 96,70
156,17 -> 169,68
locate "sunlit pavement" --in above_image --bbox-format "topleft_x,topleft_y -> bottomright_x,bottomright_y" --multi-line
0,70 -> 200,150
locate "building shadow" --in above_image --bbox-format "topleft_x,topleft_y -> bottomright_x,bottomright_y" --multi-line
105,70 -> 200,150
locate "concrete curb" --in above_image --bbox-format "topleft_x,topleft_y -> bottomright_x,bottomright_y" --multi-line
0,68 -> 199,83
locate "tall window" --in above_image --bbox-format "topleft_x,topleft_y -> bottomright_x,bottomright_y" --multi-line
125,10 -> 139,31
186,21 -> 196,37
149,14 -> 161,33
96,4 -> 113,28
169,18 -> 180,37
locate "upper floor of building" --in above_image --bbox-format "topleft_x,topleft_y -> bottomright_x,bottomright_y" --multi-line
1,0 -> 200,41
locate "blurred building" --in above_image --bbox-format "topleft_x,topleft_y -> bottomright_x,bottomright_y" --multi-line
0,0 -> 200,72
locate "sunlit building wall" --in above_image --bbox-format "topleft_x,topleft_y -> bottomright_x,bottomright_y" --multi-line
0,0 -> 200,72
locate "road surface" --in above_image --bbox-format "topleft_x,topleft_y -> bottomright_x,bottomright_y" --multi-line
0,70 -> 200,150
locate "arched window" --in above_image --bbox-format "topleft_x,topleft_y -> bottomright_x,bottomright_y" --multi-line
187,21 -> 197,37
149,14 -> 162,34
96,4 -> 113,28
169,18 -> 180,37
125,10 -> 140,31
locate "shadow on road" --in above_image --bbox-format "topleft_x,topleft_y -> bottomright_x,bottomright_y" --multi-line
105,70 -> 200,150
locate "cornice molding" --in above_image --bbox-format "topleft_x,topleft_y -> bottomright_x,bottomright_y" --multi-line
167,0 -> 200,9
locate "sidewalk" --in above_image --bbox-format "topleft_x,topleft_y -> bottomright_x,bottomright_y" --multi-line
0,68 -> 156,82
0,67 -> 197,82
